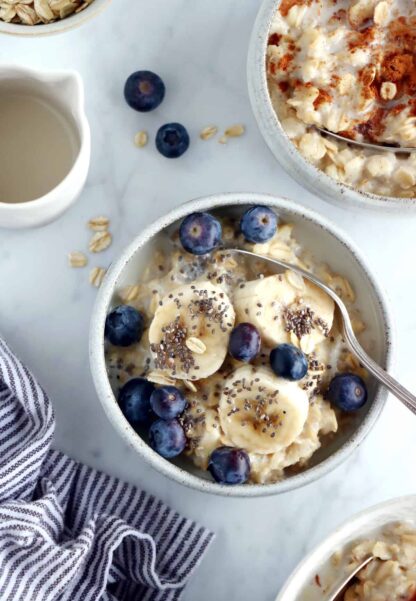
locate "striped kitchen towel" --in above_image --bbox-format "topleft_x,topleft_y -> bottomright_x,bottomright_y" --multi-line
0,338 -> 214,601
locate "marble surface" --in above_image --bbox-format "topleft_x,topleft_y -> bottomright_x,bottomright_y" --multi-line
1,1 -> 416,599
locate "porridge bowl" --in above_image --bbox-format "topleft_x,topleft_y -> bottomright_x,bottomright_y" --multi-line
248,0 -> 416,211
275,495 -> 416,600
0,0 -> 111,36
89,192 -> 392,497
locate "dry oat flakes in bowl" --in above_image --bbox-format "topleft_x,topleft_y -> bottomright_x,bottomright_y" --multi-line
0,0 -> 111,35
248,0 -> 416,209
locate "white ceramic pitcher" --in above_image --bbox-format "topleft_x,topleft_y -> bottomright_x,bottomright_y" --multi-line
0,65 -> 91,229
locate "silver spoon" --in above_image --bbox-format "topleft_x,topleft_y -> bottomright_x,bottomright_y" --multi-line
325,556 -> 374,601
221,248 -> 416,415
318,128 -> 416,154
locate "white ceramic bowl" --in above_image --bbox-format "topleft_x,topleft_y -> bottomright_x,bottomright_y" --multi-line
275,495 -> 416,600
89,192 -> 393,497
247,0 -> 416,211
0,0 -> 111,36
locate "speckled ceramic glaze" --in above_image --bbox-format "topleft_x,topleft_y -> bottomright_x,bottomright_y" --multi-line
247,0 -> 416,211
275,495 -> 416,600
0,0 -> 111,36
89,193 -> 393,497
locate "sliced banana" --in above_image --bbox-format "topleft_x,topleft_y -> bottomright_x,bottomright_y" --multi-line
183,401 -> 222,470
218,365 -> 309,454
233,272 -> 334,352
148,281 -> 235,380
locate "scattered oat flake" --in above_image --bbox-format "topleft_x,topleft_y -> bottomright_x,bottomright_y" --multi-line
147,370 -> 176,386
34,0 -> 54,21
88,216 -> 109,232
134,130 -> 148,148
218,135 -> 228,144
200,126 -> 218,140
89,230 -> 112,253
15,4 -> 38,24
185,337 -> 206,354
183,380 -> 197,392
68,251 -> 88,268
224,124 -> 245,137
119,285 -> 141,303
89,266 -> 106,287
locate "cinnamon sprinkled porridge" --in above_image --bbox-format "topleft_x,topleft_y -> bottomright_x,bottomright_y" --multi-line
267,0 -> 416,198
105,209 -> 369,485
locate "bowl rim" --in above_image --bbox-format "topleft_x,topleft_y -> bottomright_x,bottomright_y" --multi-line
89,192 -> 393,497
275,494 -> 416,600
0,0 -> 111,36
247,0 -> 416,211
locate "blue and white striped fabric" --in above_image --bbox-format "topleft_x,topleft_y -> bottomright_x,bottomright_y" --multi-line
0,338 -> 214,601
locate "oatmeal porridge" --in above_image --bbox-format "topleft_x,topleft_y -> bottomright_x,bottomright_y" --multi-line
267,0 -> 416,198
328,523 -> 416,601
105,207 -> 368,485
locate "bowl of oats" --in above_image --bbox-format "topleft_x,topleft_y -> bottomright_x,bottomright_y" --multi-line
275,495 -> 416,600
0,0 -> 111,36
89,192 -> 392,496
248,0 -> 416,209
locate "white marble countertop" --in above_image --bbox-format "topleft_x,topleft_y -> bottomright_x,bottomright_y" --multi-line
1,1 -> 416,599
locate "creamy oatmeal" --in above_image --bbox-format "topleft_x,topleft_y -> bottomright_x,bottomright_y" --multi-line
335,523 -> 416,601
303,522 -> 416,600
267,0 -> 416,198
106,209 -> 368,485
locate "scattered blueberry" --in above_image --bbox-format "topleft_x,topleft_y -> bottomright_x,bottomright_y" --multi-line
124,71 -> 165,112
208,447 -> 250,485
228,323 -> 261,362
240,205 -> 278,243
150,386 -> 187,420
269,343 -> 308,381
179,212 -> 222,255
105,305 -> 144,347
149,419 -> 186,458
118,378 -> 155,427
156,122 -> 190,158
327,373 -> 368,411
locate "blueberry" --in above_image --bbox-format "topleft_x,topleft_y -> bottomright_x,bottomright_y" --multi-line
105,305 -> 144,347
179,212 -> 222,255
156,122 -> 190,158
149,419 -> 186,458
208,447 -> 250,485
327,373 -> 368,411
124,71 -> 165,112
150,386 -> 187,420
118,378 -> 155,427
270,343 -> 308,381
228,323 -> 261,362
240,205 -> 278,243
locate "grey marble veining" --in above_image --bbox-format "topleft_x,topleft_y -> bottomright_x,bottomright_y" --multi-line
0,1 -> 415,600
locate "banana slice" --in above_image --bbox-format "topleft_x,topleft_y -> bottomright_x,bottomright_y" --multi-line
148,281 -> 235,380
233,272 -> 334,352
183,402 -> 222,469
218,365 -> 309,454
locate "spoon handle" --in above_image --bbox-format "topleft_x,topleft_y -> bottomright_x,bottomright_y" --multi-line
343,324 -> 416,415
